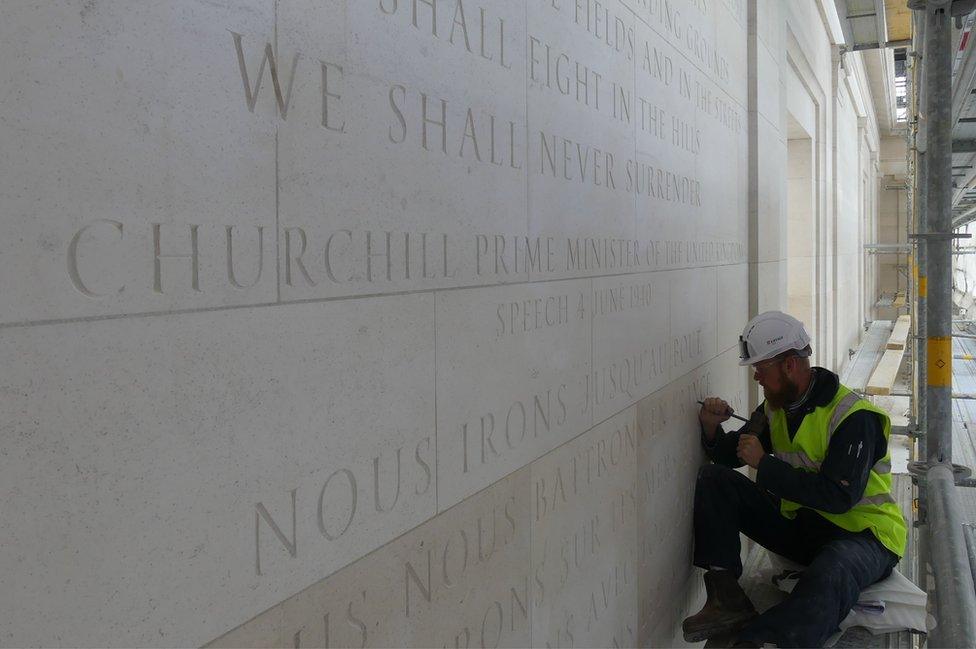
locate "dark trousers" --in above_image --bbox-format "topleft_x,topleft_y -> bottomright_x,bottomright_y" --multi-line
692,463 -> 899,648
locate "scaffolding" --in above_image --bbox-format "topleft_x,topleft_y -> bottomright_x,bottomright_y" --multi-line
907,1 -> 976,646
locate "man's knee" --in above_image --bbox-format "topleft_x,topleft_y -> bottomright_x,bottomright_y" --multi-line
695,464 -> 744,505
697,462 -> 737,486
695,464 -> 761,514
809,537 -> 894,589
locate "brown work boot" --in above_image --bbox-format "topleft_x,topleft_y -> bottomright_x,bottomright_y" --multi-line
682,570 -> 758,642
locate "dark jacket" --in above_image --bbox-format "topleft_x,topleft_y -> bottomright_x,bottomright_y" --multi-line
701,368 -> 888,515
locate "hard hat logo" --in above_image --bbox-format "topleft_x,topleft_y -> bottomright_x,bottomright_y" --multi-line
738,311 -> 812,367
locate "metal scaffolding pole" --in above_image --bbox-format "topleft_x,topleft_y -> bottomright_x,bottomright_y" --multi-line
918,150 -> 928,433
920,3 -> 976,647
913,18 -> 931,572
924,0 -> 953,467
927,463 -> 976,645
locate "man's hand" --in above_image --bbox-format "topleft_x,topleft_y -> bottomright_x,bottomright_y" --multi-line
699,397 -> 732,440
737,434 -> 765,469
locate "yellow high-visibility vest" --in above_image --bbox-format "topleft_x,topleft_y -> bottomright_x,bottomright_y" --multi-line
765,384 -> 908,557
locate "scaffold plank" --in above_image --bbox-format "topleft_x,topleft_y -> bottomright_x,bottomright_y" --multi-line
842,321 -> 893,392
888,315 -> 912,350
866,348 -> 906,396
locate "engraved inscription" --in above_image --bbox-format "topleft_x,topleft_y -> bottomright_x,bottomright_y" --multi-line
638,98 -> 701,154
284,228 -> 460,287
566,238 -> 645,272
67,220 -> 125,297
532,415 -> 639,648
529,40 -> 633,125
538,130 -> 703,205
66,222 -> 745,301
231,32 -> 345,130
402,500 -> 520,615
672,328 -> 704,367
694,80 -> 742,134
625,0 -> 731,84
475,235 -> 557,276
378,0 -> 513,71
534,424 -> 637,526
625,160 -> 702,205
226,226 -> 266,289
495,293 -> 570,338
232,31 -> 298,118
582,346 -> 668,414
539,131 -> 617,190
56,19 -> 746,311
260,482 -> 531,649
153,223 -> 200,294
543,0 -> 637,61
253,437 -> 432,575
458,386 -> 569,474
635,371 -> 719,639
388,84 -> 523,169
0,0 -> 759,640
66,222 -> 269,299
591,281 -> 657,318
638,32 -> 742,136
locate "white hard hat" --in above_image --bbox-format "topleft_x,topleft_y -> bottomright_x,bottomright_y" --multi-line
738,311 -> 812,366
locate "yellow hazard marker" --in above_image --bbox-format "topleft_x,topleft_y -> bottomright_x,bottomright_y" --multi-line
928,336 -> 952,386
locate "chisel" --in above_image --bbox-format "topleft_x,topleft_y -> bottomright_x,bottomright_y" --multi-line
696,400 -> 749,423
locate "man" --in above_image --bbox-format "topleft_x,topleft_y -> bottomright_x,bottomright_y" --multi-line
682,311 -> 907,648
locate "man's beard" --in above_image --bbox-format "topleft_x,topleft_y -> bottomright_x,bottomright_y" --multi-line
764,375 -> 801,411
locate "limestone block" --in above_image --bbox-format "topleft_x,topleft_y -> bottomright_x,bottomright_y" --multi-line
717,262 -> 750,349
634,376 -> 701,645
753,259 -> 789,320
0,1 -> 278,324
714,344 -> 753,419
632,18 -> 747,272
620,0 -> 745,108
208,467 -> 532,649
635,347 -> 746,646
633,20 -> 699,252
274,0 -> 531,300
435,280 -> 592,509
755,116 -> 787,263
716,0 -> 750,107
695,80 -> 749,251
590,272 -> 671,422
669,268 -> 719,379
526,1 -> 638,281
0,0 -> 753,644
531,408 -> 639,649
0,295 -> 435,647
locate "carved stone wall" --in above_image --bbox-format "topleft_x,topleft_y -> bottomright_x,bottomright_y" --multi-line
0,1 -> 768,646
